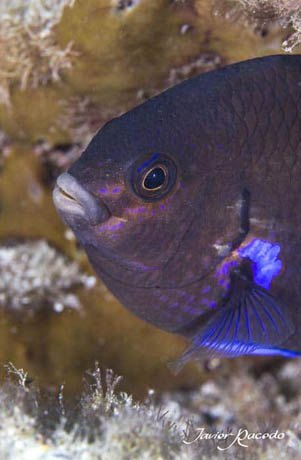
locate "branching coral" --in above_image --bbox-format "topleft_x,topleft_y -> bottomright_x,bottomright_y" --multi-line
0,0 -> 76,106
0,240 -> 96,313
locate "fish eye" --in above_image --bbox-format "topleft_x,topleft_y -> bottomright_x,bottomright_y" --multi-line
129,153 -> 177,201
142,166 -> 167,191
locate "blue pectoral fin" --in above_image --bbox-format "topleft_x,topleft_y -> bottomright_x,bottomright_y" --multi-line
171,284 -> 297,373
199,285 -> 295,355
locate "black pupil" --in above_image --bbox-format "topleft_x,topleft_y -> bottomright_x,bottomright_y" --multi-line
144,167 -> 166,190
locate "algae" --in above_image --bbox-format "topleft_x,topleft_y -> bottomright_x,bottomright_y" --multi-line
1,360 -> 301,459
0,0 -> 296,145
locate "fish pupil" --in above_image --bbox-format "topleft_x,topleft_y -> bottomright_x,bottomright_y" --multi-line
143,167 -> 166,190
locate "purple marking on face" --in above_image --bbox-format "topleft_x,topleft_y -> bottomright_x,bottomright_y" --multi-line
99,186 -> 122,195
127,207 -> 147,215
183,305 -> 193,313
110,222 -> 124,231
159,294 -> 168,302
112,187 -> 122,194
171,301 -> 179,308
100,220 -> 125,233
186,294 -> 195,302
238,239 -> 282,289
159,204 -> 165,211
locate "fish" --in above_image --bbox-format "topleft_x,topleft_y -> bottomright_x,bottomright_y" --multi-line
53,54 -> 301,370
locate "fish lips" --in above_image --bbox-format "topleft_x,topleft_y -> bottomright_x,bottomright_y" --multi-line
53,172 -> 110,226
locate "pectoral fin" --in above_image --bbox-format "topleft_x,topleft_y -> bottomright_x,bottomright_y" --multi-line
171,281 -> 297,373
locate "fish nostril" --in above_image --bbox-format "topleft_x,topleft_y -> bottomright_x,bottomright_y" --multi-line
53,172 -> 111,226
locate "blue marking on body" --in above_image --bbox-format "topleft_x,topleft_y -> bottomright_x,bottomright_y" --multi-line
198,239 -> 295,359
238,239 -> 282,289
137,153 -> 159,173
215,259 -> 239,289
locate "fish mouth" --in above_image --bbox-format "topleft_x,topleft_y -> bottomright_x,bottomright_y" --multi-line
53,172 -> 110,226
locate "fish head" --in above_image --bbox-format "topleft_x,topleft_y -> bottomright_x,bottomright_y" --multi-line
53,98 -> 243,330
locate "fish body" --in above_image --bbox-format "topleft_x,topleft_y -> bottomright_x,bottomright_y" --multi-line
53,55 -> 301,367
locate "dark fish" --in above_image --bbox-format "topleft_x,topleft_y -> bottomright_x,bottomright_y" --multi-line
53,55 -> 301,369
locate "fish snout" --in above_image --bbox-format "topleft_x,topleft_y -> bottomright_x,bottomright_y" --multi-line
53,172 -> 110,226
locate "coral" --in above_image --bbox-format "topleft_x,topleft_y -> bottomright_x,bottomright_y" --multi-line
0,239 -> 96,313
0,0 -> 76,105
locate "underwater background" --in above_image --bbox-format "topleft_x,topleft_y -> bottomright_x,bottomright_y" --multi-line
0,0 -> 301,458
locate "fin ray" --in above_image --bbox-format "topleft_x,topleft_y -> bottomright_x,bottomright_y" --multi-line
173,283 -> 296,369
